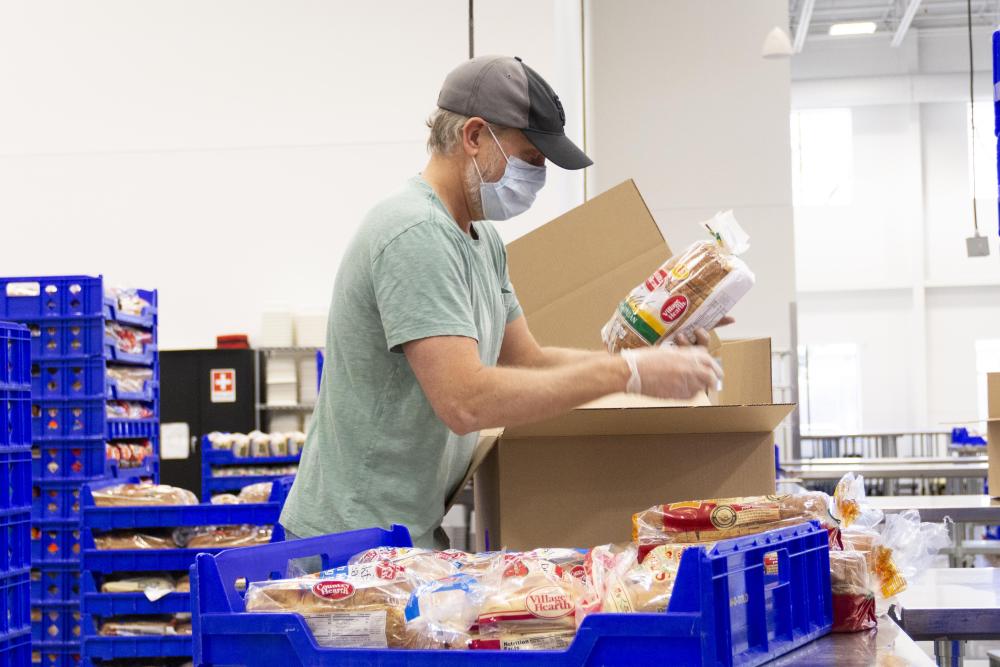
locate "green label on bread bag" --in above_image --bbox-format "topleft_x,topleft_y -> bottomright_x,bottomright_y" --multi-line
618,299 -> 661,345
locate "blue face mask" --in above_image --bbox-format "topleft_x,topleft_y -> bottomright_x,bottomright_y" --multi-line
472,126 -> 546,221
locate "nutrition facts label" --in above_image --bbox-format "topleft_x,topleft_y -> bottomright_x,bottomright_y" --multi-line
302,611 -> 388,648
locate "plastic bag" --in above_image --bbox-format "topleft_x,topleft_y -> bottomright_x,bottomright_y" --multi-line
106,366 -> 154,394
829,550 -> 876,633
105,287 -> 151,317
238,481 -> 274,504
93,530 -> 174,550
106,401 -> 155,420
105,441 -> 154,469
100,575 -> 176,596
185,525 -> 272,549
404,573 -> 486,649
832,472 -> 884,530
869,509 -> 951,602
476,554 -> 584,638
91,483 -> 197,507
105,322 -> 153,354
245,561 -> 434,649
601,211 -> 754,353
631,492 -> 833,560
98,614 -> 189,636
347,547 -> 463,583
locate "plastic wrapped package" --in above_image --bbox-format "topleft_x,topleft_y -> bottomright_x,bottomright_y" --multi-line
107,366 -> 154,394
346,547 -> 463,583
238,482 -> 274,504
185,525 -> 272,549
631,492 -> 834,560
209,433 -> 234,451
210,494 -> 240,505
94,531 -> 174,550
105,441 -> 155,469
404,573 -> 486,649
231,434 -> 251,458
106,401 -> 156,420
92,483 -> 198,507
288,431 -> 306,457
101,576 -> 176,597
869,510 -> 951,602
98,614 -> 189,636
475,554 -> 584,642
829,550 -> 876,633
105,322 -> 154,354
601,211 -> 754,352
176,575 -> 190,592
832,473 -> 884,530
250,432 -> 271,458
245,561 -> 436,649
106,287 -> 152,316
269,433 -> 290,457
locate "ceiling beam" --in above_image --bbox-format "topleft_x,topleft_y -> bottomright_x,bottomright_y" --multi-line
891,0 -> 923,46
793,0 -> 816,52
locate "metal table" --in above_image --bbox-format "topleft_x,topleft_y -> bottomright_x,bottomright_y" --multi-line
893,567 -> 1000,666
767,616 -> 933,666
781,457 -> 987,484
868,495 -> 1000,524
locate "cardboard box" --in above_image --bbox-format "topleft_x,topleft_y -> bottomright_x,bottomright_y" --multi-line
988,372 -> 1000,496
461,179 -> 793,551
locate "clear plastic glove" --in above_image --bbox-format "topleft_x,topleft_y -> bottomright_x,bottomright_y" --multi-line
621,345 -> 722,399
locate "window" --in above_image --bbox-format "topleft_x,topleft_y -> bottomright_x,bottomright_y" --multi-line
798,343 -> 863,435
790,108 -> 853,206
976,339 -> 1000,422
967,101 -> 998,201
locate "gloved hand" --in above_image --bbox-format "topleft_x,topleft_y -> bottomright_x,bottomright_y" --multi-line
621,341 -> 722,400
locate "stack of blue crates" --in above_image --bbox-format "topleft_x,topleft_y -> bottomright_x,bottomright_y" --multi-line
0,275 -> 159,667
0,322 -> 32,666
80,477 -> 290,666
200,434 -> 302,501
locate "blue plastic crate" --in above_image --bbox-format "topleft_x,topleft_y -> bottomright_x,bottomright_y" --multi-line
105,451 -> 159,481
106,419 -> 158,441
193,522 -> 832,667
24,318 -> 104,361
1,570 -> 31,636
31,520 -> 82,565
0,321 -> 30,388
105,373 -> 159,403
0,388 -> 31,449
0,276 -> 103,320
82,524 -> 285,574
0,628 -> 30,666
1,448 -> 31,513
33,481 -> 83,521
31,359 -> 106,400
32,640 -> 82,667
103,341 -> 157,367
202,474 -> 297,501
102,289 -> 157,330
81,477 -> 285,531
81,573 -> 190,616
32,438 -> 107,481
31,566 -> 82,603
0,510 -> 31,572
82,626 -> 191,661
32,399 -> 104,439
32,600 -> 82,643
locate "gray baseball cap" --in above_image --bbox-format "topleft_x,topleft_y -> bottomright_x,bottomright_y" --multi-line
437,55 -> 592,170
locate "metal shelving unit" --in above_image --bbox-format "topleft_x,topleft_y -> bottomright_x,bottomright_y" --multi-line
252,346 -> 322,430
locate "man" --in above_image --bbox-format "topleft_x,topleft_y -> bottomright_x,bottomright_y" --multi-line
280,56 -> 724,549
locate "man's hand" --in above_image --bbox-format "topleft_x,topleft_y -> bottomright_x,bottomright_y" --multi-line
623,345 -> 722,399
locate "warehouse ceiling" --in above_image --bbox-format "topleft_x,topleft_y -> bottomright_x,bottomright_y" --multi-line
790,0 -> 1000,41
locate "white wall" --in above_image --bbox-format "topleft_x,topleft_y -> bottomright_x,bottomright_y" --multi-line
792,28 -> 1000,433
585,0 -> 796,349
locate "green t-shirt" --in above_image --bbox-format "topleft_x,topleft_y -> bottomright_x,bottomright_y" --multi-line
279,176 -> 522,548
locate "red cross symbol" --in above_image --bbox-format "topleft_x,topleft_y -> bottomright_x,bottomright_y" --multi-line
213,370 -> 233,392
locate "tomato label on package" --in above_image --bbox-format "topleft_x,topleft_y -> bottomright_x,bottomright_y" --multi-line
312,580 -> 355,601
660,295 -> 689,323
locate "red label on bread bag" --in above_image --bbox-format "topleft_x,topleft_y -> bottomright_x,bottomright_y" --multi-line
660,295 -> 689,323
311,580 -> 355,600
645,269 -> 669,291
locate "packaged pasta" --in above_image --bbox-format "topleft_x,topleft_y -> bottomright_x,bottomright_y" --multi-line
601,211 -> 754,352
